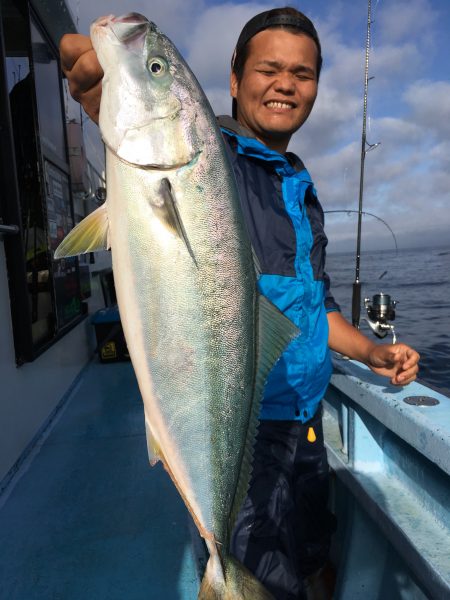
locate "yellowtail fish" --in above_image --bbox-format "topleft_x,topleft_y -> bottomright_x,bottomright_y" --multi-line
55,13 -> 298,599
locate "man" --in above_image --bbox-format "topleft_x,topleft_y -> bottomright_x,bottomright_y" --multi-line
60,7 -> 420,599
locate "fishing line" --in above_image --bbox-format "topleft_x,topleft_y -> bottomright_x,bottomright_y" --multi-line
324,209 -> 398,255
75,0 -> 80,29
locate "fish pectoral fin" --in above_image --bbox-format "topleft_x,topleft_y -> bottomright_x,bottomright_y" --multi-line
153,178 -> 198,267
145,419 -> 162,466
54,203 -> 110,258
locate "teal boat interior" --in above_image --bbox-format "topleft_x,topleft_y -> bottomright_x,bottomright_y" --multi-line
0,360 -> 201,600
1,352 -> 449,599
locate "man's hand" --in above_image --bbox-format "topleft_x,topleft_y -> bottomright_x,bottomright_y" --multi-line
366,343 -> 420,386
327,311 -> 420,386
60,34 -> 103,123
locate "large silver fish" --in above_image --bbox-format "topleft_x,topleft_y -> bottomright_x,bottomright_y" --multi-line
56,13 -> 298,599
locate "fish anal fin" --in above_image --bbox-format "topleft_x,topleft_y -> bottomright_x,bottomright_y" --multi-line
144,419 -> 162,466
54,203 -> 110,258
153,178 -> 198,267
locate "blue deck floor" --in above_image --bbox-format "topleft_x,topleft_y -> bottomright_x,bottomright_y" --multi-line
0,360 -> 200,600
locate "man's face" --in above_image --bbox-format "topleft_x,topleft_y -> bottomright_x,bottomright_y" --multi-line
230,29 -> 318,153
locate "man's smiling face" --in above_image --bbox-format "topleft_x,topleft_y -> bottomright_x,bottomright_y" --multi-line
230,28 -> 318,153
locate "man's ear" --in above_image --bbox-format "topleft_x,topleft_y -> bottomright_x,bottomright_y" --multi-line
230,71 -> 238,98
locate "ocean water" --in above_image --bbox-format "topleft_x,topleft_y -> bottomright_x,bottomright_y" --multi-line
326,245 -> 450,397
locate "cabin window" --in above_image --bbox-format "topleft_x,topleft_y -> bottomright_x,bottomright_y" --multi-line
0,0 -> 88,363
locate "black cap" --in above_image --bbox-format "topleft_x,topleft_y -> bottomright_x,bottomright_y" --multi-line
231,9 -> 321,69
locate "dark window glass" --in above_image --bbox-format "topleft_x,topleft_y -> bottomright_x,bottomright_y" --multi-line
5,1 -> 55,347
45,160 -> 80,328
2,1 -> 83,359
30,17 -> 66,160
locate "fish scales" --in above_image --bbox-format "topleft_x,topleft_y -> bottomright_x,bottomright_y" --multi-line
107,148 -> 256,540
55,13 -> 298,599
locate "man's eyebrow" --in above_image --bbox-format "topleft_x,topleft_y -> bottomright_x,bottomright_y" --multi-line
255,60 -> 284,69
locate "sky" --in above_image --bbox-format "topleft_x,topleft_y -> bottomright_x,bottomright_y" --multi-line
66,0 -> 450,254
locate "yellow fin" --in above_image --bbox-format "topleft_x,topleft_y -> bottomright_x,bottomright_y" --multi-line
199,550 -> 274,600
54,204 -> 110,258
145,419 -> 162,466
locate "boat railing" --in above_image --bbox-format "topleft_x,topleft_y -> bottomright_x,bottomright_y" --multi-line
324,354 -> 450,599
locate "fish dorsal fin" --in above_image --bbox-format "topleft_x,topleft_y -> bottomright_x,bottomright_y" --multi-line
254,295 -> 300,404
251,246 -> 262,277
54,203 -> 110,259
153,178 -> 198,267
229,294 -> 300,530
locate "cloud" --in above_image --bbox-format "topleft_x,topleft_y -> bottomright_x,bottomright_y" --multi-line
288,1 -> 449,252
403,80 -> 450,136
186,3 -> 268,89
67,0 -> 206,45
376,0 -> 438,46
66,0 -> 449,253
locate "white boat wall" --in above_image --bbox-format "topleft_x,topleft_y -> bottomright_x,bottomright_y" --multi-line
0,0 -> 110,485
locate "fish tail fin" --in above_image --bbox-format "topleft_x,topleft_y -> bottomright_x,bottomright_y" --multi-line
198,550 -> 274,600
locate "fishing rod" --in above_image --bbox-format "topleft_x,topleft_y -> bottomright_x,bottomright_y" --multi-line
326,205 -> 399,342
352,0 -> 381,328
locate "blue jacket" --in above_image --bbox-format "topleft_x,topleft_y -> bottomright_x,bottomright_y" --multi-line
219,116 -> 340,423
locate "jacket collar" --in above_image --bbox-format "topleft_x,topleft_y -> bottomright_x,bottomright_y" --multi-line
217,115 -> 309,179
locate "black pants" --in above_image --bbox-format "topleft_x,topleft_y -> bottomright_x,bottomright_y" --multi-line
230,408 -> 336,600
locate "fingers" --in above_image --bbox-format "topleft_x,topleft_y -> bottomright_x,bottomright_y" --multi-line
74,80 -> 102,123
60,34 -> 103,123
390,346 -> 420,386
390,363 -> 419,386
368,343 -> 420,386
402,348 -> 421,370
60,34 -> 94,73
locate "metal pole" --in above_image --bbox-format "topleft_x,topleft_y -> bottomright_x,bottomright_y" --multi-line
352,0 -> 372,328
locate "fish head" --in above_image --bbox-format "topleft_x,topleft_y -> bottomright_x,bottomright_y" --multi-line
91,13 -> 204,168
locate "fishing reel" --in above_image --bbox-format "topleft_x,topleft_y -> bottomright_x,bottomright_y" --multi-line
363,293 -> 397,344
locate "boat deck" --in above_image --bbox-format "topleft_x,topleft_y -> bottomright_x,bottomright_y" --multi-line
0,360 -> 200,600
3,353 -> 450,599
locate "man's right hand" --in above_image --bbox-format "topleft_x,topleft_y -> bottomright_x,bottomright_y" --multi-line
60,34 -> 103,124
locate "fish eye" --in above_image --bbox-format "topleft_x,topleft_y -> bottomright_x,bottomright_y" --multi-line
148,57 -> 167,77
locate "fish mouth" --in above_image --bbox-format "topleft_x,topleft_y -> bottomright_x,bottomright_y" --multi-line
93,13 -> 155,44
